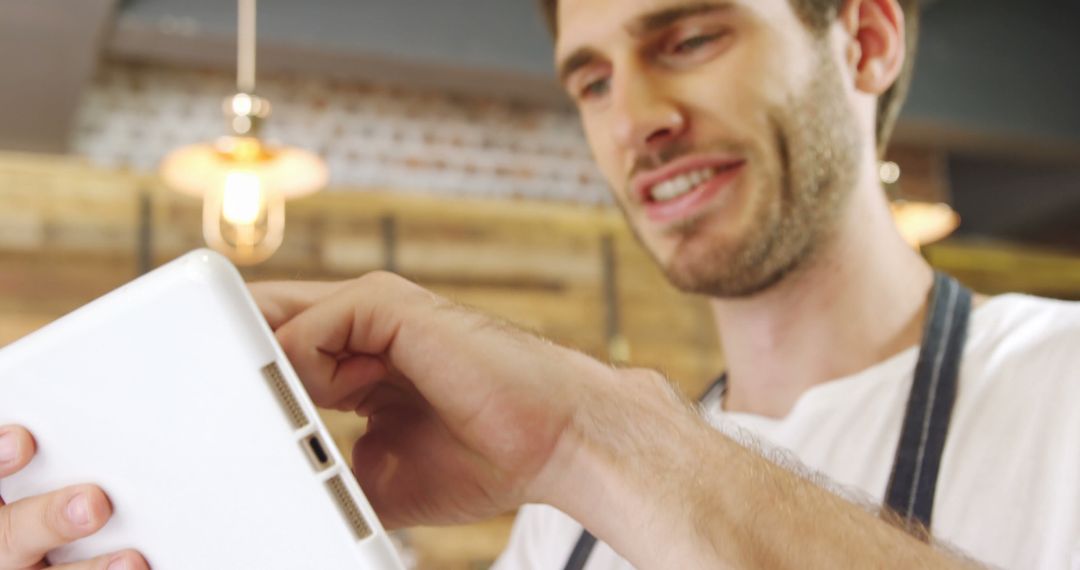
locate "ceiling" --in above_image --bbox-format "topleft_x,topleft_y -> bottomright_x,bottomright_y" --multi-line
0,0 -> 116,153
0,0 -> 1077,251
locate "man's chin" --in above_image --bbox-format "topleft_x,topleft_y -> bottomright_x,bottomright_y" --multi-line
656,210 -> 712,239
629,211 -> 792,298
658,232 -> 795,298
665,265 -> 786,298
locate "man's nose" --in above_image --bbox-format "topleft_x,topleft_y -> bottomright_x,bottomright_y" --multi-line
611,70 -> 686,155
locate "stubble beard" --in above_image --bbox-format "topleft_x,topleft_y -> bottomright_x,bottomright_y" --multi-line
625,48 -> 862,299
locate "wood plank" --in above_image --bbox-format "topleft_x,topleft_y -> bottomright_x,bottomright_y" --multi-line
926,239 -> 1080,299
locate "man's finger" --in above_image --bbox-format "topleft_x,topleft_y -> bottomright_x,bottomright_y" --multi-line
0,485 -> 112,569
276,271 -> 545,429
319,355 -> 394,411
318,353 -> 390,410
248,280 -> 344,330
274,272 -> 425,407
0,425 -> 35,481
48,549 -> 149,570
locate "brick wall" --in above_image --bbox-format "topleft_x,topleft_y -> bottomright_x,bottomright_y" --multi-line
72,63 -> 612,204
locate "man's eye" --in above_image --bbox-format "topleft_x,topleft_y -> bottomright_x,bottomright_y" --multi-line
579,77 -> 611,100
671,33 -> 723,55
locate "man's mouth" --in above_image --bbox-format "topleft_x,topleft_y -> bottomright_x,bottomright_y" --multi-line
632,156 -> 746,223
648,166 -> 721,202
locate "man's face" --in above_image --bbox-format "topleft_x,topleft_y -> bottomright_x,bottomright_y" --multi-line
556,0 -> 861,297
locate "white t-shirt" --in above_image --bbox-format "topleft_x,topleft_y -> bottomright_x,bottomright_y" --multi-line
493,294 -> 1080,569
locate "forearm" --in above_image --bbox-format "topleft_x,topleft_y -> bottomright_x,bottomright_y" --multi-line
538,368 -> 979,569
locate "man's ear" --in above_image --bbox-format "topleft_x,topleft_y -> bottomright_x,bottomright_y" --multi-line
838,0 -> 905,96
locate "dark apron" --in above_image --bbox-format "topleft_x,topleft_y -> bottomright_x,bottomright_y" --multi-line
563,272 -> 973,570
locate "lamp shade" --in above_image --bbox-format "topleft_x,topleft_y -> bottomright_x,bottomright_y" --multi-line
159,136 -> 327,265
160,136 -> 328,199
890,200 -> 961,247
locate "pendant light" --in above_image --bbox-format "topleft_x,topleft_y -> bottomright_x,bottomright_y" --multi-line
881,160 -> 960,248
159,0 -> 327,265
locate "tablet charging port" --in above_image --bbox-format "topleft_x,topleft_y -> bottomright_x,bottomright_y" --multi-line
302,433 -> 334,472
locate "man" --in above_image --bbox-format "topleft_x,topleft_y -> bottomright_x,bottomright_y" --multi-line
1,0 -> 1077,568
486,0 -> 1079,567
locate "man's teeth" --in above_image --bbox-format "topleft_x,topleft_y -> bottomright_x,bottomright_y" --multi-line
650,167 -> 717,201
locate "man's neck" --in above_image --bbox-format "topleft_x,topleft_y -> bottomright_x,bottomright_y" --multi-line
711,185 -> 933,418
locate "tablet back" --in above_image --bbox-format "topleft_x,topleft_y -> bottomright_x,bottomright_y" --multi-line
0,250 -> 405,570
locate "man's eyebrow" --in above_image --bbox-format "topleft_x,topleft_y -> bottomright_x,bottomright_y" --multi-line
556,2 -> 734,86
629,1 -> 734,36
557,48 -> 602,87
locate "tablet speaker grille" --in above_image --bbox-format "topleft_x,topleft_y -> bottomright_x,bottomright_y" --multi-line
262,362 -> 310,430
326,474 -> 373,541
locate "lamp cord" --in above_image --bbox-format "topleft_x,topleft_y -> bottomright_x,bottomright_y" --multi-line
237,0 -> 256,94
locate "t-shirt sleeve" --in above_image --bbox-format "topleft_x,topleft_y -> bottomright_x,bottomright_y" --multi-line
491,504 -> 579,570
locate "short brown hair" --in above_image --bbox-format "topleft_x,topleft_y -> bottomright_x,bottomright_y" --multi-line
538,0 -> 918,157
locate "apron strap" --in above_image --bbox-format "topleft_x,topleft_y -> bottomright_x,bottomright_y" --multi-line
884,271 -> 972,529
563,530 -> 598,570
563,272 -> 971,569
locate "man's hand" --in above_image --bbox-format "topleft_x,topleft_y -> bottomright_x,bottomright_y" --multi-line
253,273 -> 982,570
0,426 -> 148,570
250,273 -> 619,529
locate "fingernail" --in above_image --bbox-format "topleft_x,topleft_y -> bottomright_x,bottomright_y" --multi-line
0,432 -> 16,464
66,493 -> 91,526
107,556 -> 130,570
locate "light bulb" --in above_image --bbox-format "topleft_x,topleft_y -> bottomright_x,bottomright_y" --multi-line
879,161 -> 902,185
203,169 -> 285,265
222,171 -> 263,225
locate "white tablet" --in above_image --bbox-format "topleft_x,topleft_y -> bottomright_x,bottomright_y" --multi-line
0,249 -> 405,570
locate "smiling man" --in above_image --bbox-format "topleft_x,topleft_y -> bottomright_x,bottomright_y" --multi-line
489,0 -> 1080,568
556,0 -> 864,300
543,0 -> 919,414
